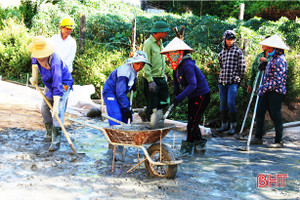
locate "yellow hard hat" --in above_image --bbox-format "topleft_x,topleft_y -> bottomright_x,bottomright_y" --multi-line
60,18 -> 74,29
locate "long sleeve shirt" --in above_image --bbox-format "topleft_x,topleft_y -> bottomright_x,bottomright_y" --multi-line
257,49 -> 287,96
51,34 -> 76,73
218,30 -> 246,85
248,51 -> 270,87
173,57 -> 210,102
218,44 -> 246,85
103,63 -> 137,110
32,52 -> 73,98
142,35 -> 165,82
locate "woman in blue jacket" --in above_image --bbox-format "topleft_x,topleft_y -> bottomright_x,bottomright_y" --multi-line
161,37 -> 211,154
28,36 -> 73,151
103,51 -> 152,126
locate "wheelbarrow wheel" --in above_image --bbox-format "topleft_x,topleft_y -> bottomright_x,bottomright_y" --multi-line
145,143 -> 177,179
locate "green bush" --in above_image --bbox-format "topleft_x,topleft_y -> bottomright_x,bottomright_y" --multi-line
0,19 -> 32,82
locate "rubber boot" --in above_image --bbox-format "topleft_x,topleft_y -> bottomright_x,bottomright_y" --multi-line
223,122 -> 237,135
194,138 -> 207,153
180,140 -> 194,155
223,112 -> 237,135
216,111 -> 228,132
43,123 -> 52,142
49,127 -> 62,151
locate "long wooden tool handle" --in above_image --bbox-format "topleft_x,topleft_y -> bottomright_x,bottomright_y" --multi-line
34,83 -> 78,157
102,113 -> 126,125
163,104 -> 174,120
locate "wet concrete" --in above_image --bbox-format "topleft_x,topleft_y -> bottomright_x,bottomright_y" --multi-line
0,117 -> 299,199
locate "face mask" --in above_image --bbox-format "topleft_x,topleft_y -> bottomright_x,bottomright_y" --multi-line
268,49 -> 276,56
166,50 -> 183,70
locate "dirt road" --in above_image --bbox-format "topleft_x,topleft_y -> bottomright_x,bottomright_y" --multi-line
0,80 -> 299,200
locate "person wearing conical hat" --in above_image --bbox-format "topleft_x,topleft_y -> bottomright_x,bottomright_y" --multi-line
250,34 -> 289,148
216,30 -> 246,135
140,21 -> 170,122
247,36 -> 271,94
102,51 -> 152,126
27,35 -> 73,152
161,37 -> 211,154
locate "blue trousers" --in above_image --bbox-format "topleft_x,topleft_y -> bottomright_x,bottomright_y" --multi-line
103,93 -> 129,126
218,83 -> 238,113
41,85 -> 70,127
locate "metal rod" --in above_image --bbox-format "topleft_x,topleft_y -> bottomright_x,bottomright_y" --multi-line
239,71 -> 261,135
127,158 -> 146,174
246,70 -> 264,148
112,145 -> 117,173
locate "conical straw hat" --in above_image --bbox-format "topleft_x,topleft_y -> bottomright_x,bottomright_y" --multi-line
259,34 -> 290,50
160,37 -> 194,54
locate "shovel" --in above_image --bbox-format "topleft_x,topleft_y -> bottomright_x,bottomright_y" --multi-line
34,83 -> 79,157
150,104 -> 174,129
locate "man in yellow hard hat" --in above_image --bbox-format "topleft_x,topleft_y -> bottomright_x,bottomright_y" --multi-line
51,17 -> 76,73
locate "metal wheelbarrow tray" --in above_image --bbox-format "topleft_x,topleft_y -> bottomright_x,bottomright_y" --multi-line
69,118 -> 182,179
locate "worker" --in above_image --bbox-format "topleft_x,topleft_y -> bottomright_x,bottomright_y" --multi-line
251,35 -> 289,148
216,30 -> 246,135
51,17 -> 76,73
247,36 -> 271,94
28,35 -> 73,151
103,51 -> 152,126
140,21 -> 170,122
160,37 -> 211,154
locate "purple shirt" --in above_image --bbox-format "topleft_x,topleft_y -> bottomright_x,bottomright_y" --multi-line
32,52 -> 73,98
173,57 -> 210,102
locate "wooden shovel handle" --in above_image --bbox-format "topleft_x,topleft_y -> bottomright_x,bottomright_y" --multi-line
34,83 -> 78,157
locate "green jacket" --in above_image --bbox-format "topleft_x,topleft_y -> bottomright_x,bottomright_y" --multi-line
142,35 -> 166,82
248,51 -> 270,87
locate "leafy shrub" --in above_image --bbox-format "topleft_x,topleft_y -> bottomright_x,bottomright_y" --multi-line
19,0 -> 38,28
72,41 -> 128,97
0,19 -> 32,82
279,20 -> 300,50
285,57 -> 300,105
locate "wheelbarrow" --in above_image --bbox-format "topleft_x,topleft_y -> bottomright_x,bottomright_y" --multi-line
69,118 -> 182,179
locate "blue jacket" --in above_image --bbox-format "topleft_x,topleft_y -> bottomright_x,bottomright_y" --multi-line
103,63 -> 137,110
173,57 -> 210,102
32,52 -> 73,98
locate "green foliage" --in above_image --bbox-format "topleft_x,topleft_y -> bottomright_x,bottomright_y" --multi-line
0,19 -> 32,82
285,57 -> 300,105
279,19 -> 300,50
19,0 -> 38,28
73,41 -> 128,96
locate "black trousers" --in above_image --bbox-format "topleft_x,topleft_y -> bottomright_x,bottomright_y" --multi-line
255,91 -> 283,143
187,92 -> 211,142
143,77 -> 169,118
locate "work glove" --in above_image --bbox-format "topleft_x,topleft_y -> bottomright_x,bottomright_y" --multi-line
30,64 -> 39,86
172,98 -> 179,108
52,96 -> 61,117
148,81 -> 157,93
125,109 -> 133,122
258,62 -> 267,71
